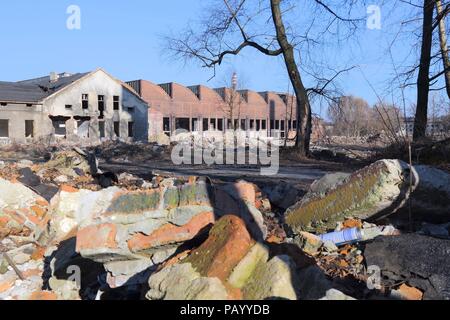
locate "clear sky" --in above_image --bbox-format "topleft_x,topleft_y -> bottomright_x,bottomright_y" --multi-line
0,1 -> 433,118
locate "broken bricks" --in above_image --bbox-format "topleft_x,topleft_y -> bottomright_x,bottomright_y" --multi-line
0,177 -> 50,242
1,147 -> 449,302
147,215 -> 299,300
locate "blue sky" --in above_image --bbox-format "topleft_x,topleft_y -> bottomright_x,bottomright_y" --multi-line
0,1 -> 427,117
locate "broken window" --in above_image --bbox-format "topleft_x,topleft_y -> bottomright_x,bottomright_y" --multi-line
0,119 -> 9,138
113,96 -> 120,110
175,118 -> 189,131
99,121 -> 105,138
82,94 -> 89,109
53,120 -> 65,135
75,116 -> 90,138
114,121 -> 120,137
203,118 -> 209,131
25,120 -> 34,138
191,118 -> 199,131
128,122 -> 134,137
217,119 -> 223,131
163,117 -> 171,134
98,95 -> 105,118
50,116 -> 70,136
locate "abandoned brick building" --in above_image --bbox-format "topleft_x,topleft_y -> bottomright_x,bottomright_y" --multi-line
126,79 -> 301,141
0,69 -> 148,144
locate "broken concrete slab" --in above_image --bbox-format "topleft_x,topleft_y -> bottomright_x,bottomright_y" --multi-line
296,265 -> 334,300
286,160 -> 450,234
262,182 -> 303,210
293,231 -> 324,255
408,165 -> 450,216
127,211 -> 215,254
285,159 -> 413,233
0,177 -> 50,241
146,262 -> 229,300
50,186 -> 122,241
227,243 -> 269,287
364,233 -> 450,300
319,288 -> 356,300
309,172 -> 351,195
241,255 -> 298,300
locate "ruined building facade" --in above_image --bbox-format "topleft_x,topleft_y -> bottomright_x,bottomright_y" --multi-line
126,80 -> 299,141
0,69 -> 314,145
0,69 -> 148,144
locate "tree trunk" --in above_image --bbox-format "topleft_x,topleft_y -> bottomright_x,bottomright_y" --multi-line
436,0 -> 450,99
413,0 -> 435,141
270,0 -> 311,156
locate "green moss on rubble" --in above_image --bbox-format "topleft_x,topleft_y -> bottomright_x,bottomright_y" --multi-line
179,184 -> 212,207
184,216 -> 230,276
286,162 -> 395,233
227,243 -> 269,289
0,258 -> 8,274
107,191 -> 161,213
241,256 -> 297,300
163,187 -> 180,209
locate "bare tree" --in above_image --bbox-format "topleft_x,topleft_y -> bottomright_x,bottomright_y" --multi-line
283,83 -> 295,147
373,102 -> 403,137
328,96 -> 372,137
436,0 -> 450,99
384,1 -> 449,141
414,0 -> 436,141
165,0 -> 364,156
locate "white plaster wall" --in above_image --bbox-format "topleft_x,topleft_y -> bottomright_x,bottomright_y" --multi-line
0,103 -> 51,144
42,70 -> 148,142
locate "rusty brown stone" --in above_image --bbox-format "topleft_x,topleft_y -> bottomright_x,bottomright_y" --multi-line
76,223 -> 118,252
128,211 -> 215,253
27,291 -> 58,300
184,215 -> 254,282
393,284 -> 423,300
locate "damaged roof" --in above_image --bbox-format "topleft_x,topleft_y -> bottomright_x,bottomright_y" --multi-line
0,72 -> 89,103
0,81 -> 48,103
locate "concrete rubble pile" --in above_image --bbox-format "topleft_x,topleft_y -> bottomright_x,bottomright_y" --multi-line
1,154 -> 449,300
